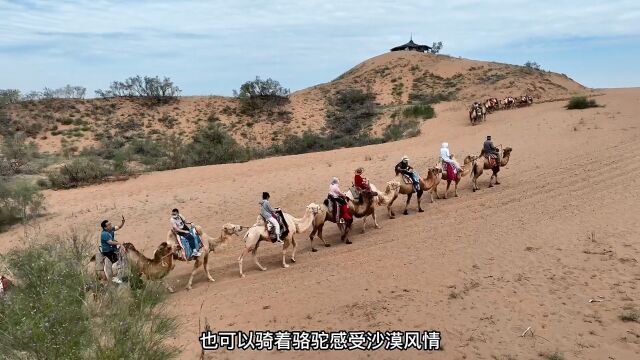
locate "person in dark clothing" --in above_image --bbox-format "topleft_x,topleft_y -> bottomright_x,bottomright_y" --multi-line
483,135 -> 501,165
395,155 -> 420,192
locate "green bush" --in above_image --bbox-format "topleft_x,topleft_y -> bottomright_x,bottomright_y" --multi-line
48,157 -> 111,189
0,181 -> 45,231
0,232 -> 179,359
0,132 -> 39,175
326,88 -> 378,136
384,119 -> 422,141
233,76 -> 290,115
188,122 -> 246,165
566,96 -> 599,109
59,118 -> 74,125
402,104 -> 435,119
408,91 -> 456,104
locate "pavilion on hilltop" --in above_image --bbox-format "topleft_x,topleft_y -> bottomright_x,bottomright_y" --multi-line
390,36 -> 432,53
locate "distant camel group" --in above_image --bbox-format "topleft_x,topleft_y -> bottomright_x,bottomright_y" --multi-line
95,146 -> 513,292
470,95 -> 533,125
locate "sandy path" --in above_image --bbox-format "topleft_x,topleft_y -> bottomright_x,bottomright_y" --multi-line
2,89 -> 639,360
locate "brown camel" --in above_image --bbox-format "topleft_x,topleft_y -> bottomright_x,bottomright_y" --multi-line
386,167 -> 441,218
345,181 -> 400,233
165,224 -> 244,290
309,189 -> 383,251
434,155 -> 474,199
470,147 -> 513,191
122,242 -> 175,292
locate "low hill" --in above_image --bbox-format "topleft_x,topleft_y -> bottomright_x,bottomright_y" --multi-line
3,51 -> 588,156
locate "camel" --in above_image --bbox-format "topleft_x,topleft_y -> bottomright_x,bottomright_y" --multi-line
165,223 -> 245,290
469,104 -> 485,125
435,155 -> 475,199
344,181 -> 401,233
471,147 -> 513,191
238,203 -> 320,278
122,241 -> 175,292
386,167 -> 441,218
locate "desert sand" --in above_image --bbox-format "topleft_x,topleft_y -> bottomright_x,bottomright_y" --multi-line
2,88 -> 640,359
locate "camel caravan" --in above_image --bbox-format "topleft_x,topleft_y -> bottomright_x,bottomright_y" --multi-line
87,137 -> 513,293
469,95 -> 533,125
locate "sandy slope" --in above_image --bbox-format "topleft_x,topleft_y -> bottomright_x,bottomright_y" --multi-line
2,88 -> 640,360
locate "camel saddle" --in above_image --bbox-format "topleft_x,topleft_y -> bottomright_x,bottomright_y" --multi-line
265,210 -> 289,242
401,174 -> 413,184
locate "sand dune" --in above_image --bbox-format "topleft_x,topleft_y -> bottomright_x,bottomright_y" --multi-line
2,87 -> 639,359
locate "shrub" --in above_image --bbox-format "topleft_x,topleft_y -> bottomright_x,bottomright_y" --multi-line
188,122 -> 245,165
524,61 -> 542,70
0,89 -> 22,106
59,118 -> 74,125
429,41 -> 444,54
384,119 -> 421,141
95,75 -> 181,105
325,88 -> 378,136
0,232 -> 179,359
0,132 -> 39,175
233,76 -> 290,115
48,157 -> 111,189
408,91 -> 456,104
0,181 -> 45,231
402,104 -> 435,119
566,96 -> 599,110
158,113 -> 178,129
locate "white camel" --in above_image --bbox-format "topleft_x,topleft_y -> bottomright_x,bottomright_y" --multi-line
238,203 -> 320,278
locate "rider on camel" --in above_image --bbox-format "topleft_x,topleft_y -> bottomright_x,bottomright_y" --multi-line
483,135 -> 501,167
395,155 -> 421,193
328,177 -> 349,224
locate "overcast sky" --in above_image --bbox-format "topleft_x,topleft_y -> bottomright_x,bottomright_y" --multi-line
1,0 -> 639,96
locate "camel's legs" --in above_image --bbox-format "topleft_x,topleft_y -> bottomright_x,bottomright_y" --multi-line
238,247 -> 249,278
372,211 -> 381,229
433,182 -> 440,199
310,223 -> 329,252
361,216 -> 367,234
163,279 -> 175,293
281,238 -> 290,268
252,247 -> 267,271
185,257 -> 202,290
202,253 -> 215,282
291,237 -> 297,263
444,181 -> 451,199
387,194 -> 398,218
416,191 -> 424,212
403,193 -> 413,215
454,180 -> 459,197
494,172 -> 500,185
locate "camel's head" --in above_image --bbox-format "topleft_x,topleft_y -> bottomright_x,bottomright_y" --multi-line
222,223 -> 245,236
307,203 -> 321,215
503,147 -> 512,157
155,241 -> 173,258
385,180 -> 401,192
122,242 -> 137,252
464,155 -> 478,164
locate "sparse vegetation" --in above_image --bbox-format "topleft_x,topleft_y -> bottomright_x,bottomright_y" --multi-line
402,104 -> 435,119
566,96 -> 599,110
538,351 -> 564,360
325,88 -> 378,136
620,306 -> 640,322
47,157 -> 113,189
0,181 -> 46,231
233,76 -> 290,116
95,75 -> 181,105
429,41 -> 444,54
525,61 -> 542,71
0,231 -> 179,359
